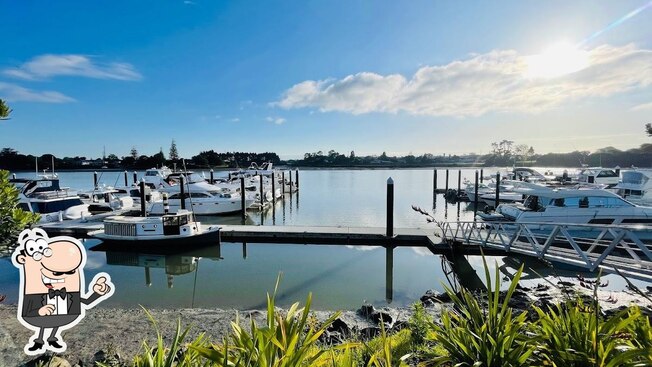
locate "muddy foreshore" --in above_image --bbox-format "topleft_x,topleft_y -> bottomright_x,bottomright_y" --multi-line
1,283 -> 651,367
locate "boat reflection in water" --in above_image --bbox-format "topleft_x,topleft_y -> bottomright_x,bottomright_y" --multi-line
90,241 -> 223,306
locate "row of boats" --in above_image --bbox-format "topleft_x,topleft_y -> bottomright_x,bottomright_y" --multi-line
463,167 -> 652,233
12,163 -> 295,224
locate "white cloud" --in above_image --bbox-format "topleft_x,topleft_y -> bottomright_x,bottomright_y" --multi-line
3,54 -> 142,81
276,44 -> 652,118
266,116 -> 286,125
631,102 -> 652,111
0,82 -> 75,103
230,117 -> 240,122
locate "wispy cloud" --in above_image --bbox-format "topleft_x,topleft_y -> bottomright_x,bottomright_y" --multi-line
0,82 -> 75,103
266,116 -> 286,125
275,44 -> 652,118
230,117 -> 240,122
3,54 -> 142,81
631,101 -> 652,111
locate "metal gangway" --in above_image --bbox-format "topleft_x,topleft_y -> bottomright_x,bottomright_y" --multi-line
442,221 -> 652,281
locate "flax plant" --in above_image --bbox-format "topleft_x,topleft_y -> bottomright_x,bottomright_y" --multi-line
425,256 -> 534,366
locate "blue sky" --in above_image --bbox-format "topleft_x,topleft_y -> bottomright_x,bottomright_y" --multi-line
1,0 -> 651,159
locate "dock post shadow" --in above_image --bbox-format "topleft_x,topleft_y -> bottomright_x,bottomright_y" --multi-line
443,251 -> 486,291
145,266 -> 151,287
242,242 -> 247,259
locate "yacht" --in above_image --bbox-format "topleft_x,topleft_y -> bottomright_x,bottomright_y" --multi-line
90,210 -> 220,245
464,180 -> 524,205
615,169 -> 652,206
78,187 -> 134,215
149,190 -> 255,215
576,167 -> 620,187
478,187 -> 652,239
11,177 -> 90,223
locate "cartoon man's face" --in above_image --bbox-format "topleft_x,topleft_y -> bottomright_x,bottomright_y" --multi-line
15,240 -> 83,294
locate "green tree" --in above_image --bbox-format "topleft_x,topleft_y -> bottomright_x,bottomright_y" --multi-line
130,146 -> 138,160
0,170 -> 40,250
169,140 -> 179,161
0,99 -> 11,120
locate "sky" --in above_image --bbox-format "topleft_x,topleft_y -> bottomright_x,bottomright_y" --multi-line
1,0 -> 651,160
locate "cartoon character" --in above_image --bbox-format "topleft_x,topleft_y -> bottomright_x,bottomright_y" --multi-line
11,228 -> 114,355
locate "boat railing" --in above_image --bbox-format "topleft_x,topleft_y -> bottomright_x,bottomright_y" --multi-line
29,190 -> 79,200
441,220 -> 652,281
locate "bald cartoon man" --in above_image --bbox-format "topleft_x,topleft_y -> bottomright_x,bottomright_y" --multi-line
11,228 -> 114,355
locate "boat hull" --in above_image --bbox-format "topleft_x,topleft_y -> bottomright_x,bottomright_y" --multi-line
92,226 -> 221,245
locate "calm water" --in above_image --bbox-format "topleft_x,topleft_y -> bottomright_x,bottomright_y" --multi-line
0,168 -> 639,310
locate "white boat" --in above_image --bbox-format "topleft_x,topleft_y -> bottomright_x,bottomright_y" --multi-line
11,177 -> 90,223
478,187 -> 652,233
149,190 -> 255,215
576,167 -> 620,187
464,180 -> 524,205
79,187 -> 134,214
615,169 -> 652,207
90,210 -> 220,245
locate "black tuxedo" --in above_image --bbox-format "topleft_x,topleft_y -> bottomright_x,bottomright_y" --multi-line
22,291 -> 101,318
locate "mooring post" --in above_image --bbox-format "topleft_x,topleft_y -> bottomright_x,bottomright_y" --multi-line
133,171 -> 138,184
386,246 -> 394,303
240,177 -> 246,221
433,169 -> 438,192
124,171 -> 128,187
445,169 -> 449,192
289,170 -> 293,194
210,169 -> 214,184
12,173 -> 16,179
495,172 -> 500,209
271,172 -> 276,203
93,171 -> 98,189
457,170 -> 461,192
242,242 -> 247,259
474,170 -> 479,218
139,180 -> 147,217
480,169 -> 484,183
282,171 -> 286,194
145,267 -> 151,287
180,175 -> 186,210
163,192 -> 169,214
228,172 -> 232,181
259,174 -> 264,207
386,177 -> 394,238
295,170 -> 299,189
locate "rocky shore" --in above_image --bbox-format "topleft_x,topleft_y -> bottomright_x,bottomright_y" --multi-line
1,282 -> 651,367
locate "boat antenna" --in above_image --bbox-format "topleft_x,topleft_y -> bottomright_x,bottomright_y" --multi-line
51,155 -> 55,177
35,157 -> 38,178
182,159 -> 197,220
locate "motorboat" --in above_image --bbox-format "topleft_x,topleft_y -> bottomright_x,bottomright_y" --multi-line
478,186 -> 652,231
149,190 -> 255,215
615,169 -> 652,207
79,187 -> 134,215
11,177 -> 90,223
90,210 -> 220,245
464,180 -> 524,205
576,167 -> 620,188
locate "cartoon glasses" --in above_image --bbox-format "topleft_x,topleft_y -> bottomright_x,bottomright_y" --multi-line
24,238 -> 52,261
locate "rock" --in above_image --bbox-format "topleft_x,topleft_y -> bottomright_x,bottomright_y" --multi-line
420,290 -> 452,305
558,281 -> 574,288
356,304 -> 395,327
359,326 -> 380,339
357,304 -> 375,318
23,356 -> 71,367
535,283 -> 550,292
327,317 -> 351,336
516,283 -> 531,292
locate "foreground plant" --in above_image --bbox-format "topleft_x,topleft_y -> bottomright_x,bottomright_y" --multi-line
0,169 -> 40,250
191,275 -> 342,367
426,256 -> 534,366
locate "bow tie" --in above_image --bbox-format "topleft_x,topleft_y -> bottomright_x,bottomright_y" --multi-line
48,288 -> 67,300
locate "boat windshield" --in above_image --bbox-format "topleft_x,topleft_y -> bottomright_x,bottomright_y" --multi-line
540,196 -> 632,208
622,171 -> 649,185
30,198 -> 84,213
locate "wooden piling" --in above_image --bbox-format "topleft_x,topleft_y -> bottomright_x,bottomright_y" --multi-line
386,177 -> 394,238
259,174 -> 264,207
480,169 -> 484,183
240,177 -> 246,221
93,171 -> 98,189
242,243 -> 247,259
445,169 -> 449,192
139,180 -> 147,217
289,170 -> 293,194
495,172 -> 500,209
474,170 -> 479,218
271,172 -> 276,203
180,175 -> 186,210
433,169 -> 438,192
133,171 -> 138,184
282,171 -> 286,194
210,169 -> 214,184
145,267 -> 151,287
295,170 -> 299,189
457,170 -> 461,192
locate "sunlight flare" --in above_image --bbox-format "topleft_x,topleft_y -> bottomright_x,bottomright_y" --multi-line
525,42 -> 589,79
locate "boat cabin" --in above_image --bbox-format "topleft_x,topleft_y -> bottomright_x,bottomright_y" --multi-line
103,210 -> 198,238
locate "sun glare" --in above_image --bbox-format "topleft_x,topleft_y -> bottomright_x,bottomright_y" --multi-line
525,42 -> 589,79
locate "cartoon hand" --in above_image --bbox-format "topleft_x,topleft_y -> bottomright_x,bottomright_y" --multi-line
93,276 -> 111,295
38,304 -> 56,316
